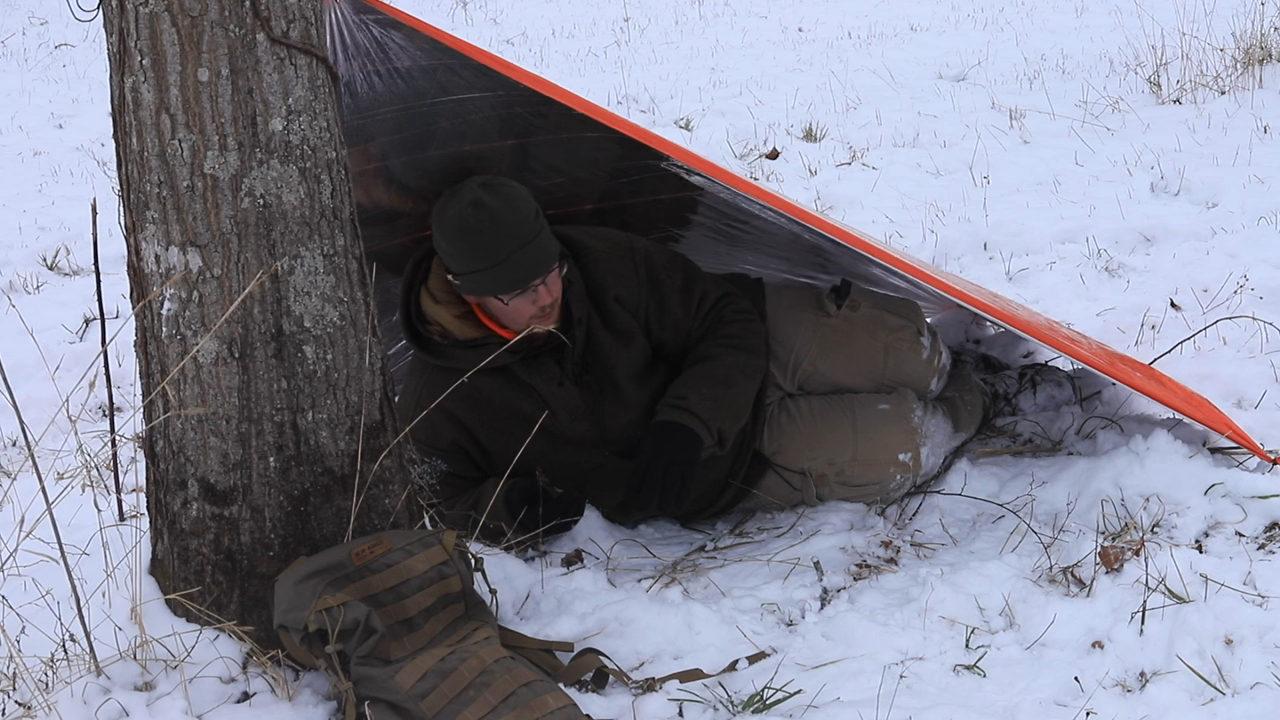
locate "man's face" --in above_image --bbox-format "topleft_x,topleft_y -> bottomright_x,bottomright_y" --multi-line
462,261 -> 565,334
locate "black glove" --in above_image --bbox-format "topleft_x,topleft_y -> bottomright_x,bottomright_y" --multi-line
502,476 -> 585,537
625,420 -> 704,518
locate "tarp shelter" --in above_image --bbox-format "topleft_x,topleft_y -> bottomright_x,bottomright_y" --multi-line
327,0 -> 1274,465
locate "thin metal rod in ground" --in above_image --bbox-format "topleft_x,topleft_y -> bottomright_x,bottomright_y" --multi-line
92,198 -> 126,523
0,353 -> 104,677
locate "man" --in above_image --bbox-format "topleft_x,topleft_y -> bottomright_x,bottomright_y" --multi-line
395,175 -> 1067,545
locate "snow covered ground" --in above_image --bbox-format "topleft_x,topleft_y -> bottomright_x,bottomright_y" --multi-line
3,0 -> 1280,718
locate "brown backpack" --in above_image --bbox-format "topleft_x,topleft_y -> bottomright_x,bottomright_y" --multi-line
273,529 -> 769,720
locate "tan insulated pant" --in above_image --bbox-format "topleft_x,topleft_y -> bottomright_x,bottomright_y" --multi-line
743,282 -> 986,510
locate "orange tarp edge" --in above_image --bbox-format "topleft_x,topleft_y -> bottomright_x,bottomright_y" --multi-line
364,0 -> 1275,464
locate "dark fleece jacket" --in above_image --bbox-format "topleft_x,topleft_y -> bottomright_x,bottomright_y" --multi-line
396,225 -> 768,545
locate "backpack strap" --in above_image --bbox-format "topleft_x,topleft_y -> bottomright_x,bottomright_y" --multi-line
440,528 -> 458,556
498,626 -> 575,654
557,647 -> 625,691
497,625 -> 772,694
497,626 -> 591,688
277,628 -> 323,670
560,646 -> 772,693
643,649 -> 773,689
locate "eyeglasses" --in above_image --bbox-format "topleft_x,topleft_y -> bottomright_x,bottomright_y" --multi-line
493,261 -> 567,306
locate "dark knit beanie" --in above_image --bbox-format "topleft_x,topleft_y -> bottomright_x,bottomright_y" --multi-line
431,176 -> 562,297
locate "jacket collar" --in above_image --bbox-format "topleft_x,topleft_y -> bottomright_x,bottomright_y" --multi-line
418,255 -> 492,342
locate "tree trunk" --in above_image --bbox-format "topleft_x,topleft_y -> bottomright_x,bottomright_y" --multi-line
101,0 -> 413,647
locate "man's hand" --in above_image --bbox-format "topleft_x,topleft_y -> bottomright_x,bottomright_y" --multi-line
626,420 -> 703,517
502,476 -> 585,537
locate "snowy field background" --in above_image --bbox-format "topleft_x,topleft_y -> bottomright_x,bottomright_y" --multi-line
3,0 -> 1280,718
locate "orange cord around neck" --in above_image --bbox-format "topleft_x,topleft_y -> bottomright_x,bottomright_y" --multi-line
468,302 -> 518,340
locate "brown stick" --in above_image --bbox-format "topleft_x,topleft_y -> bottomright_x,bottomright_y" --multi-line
92,198 -> 126,523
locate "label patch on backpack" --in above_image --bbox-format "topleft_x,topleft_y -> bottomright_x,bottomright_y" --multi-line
350,536 -> 393,567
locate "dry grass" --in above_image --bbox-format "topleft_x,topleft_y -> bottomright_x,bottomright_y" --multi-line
1124,0 -> 1280,104
0,236 -> 322,719
0,348 -> 321,720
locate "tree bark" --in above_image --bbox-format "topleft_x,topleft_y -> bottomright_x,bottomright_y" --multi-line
101,0 -> 413,647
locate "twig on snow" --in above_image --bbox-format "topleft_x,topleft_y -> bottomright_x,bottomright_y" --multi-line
1148,314 -> 1279,366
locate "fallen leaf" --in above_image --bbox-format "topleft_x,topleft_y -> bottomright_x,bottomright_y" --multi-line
1099,544 -> 1131,572
561,548 -> 585,569
763,146 -> 781,161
